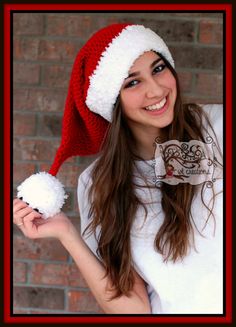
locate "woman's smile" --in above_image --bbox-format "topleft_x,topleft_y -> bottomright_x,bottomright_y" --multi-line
143,95 -> 170,116
145,96 -> 167,111
120,51 -> 177,133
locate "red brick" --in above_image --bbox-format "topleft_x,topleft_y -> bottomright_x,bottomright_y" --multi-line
182,97 -> 218,105
39,163 -> 81,188
13,224 -> 23,236
13,88 -> 67,113
46,15 -> 67,36
199,20 -> 223,45
177,71 -> 193,93
41,64 -> 72,88
14,38 -> 22,60
38,149 -> 77,169
30,262 -> 88,288
68,290 -> 101,312
14,286 -> 64,310
77,155 -> 97,166
13,162 -> 36,183
171,46 -> 222,70
13,235 -> 68,261
14,37 -> 39,61
13,262 -> 27,283
38,40 -> 78,62
30,262 -> 67,285
153,20 -> 195,43
13,113 -> 36,136
195,73 -> 223,98
37,114 -> 62,137
67,263 -> 88,287
67,15 -> 94,37
14,62 -> 40,85
62,189 -> 74,212
13,13 -> 44,36
13,138 -> 60,161
46,14 -> 94,38
57,165 -> 82,188
13,88 -> 29,111
38,159 -> 77,176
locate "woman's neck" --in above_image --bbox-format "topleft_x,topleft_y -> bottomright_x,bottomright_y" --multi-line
132,127 -> 161,161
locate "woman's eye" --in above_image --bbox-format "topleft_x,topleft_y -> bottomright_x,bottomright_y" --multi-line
124,80 -> 139,88
153,64 -> 166,74
123,64 -> 166,89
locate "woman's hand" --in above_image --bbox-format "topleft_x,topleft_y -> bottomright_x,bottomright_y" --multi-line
13,198 -> 78,242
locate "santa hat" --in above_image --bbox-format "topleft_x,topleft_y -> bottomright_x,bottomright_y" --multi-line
17,23 -> 175,218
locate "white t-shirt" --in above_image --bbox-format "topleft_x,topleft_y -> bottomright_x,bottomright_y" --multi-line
77,104 -> 223,314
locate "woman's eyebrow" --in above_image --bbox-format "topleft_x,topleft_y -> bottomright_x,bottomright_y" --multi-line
125,58 -> 162,80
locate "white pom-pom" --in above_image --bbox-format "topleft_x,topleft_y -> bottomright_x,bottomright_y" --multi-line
17,172 -> 68,219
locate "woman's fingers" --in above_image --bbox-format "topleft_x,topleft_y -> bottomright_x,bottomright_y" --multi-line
13,206 -> 33,225
13,199 -> 42,227
18,212 -> 43,238
13,199 -> 28,215
21,212 -> 41,238
13,198 -> 44,239
23,210 -> 41,224
13,207 -> 31,226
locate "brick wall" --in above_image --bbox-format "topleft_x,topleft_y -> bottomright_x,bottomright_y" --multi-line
13,12 -> 223,314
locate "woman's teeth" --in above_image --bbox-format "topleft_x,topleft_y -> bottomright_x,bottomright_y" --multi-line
145,97 -> 167,111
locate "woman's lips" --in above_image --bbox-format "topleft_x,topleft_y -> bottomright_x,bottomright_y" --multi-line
143,95 -> 169,116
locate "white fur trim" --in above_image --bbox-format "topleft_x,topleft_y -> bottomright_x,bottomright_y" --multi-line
86,25 -> 175,122
17,172 -> 68,219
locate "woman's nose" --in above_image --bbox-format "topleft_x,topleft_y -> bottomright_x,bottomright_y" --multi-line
145,78 -> 164,98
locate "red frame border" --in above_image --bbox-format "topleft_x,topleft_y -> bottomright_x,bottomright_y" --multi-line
4,3 -> 232,324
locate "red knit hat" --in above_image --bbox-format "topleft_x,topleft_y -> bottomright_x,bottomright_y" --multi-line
17,23 -> 175,218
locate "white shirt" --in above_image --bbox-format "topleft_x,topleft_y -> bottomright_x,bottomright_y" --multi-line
77,104 -> 223,314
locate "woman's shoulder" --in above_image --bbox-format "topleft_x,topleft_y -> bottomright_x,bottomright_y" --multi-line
186,103 -> 223,130
201,103 -> 223,111
200,103 -> 223,152
77,159 -> 97,214
201,103 -> 223,126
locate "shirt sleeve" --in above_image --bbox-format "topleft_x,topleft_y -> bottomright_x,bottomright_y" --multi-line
201,104 -> 223,154
77,162 -> 101,258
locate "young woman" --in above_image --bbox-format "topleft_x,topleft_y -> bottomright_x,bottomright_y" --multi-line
13,24 -> 223,314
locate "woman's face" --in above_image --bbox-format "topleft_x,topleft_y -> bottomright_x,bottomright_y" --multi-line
120,51 -> 177,135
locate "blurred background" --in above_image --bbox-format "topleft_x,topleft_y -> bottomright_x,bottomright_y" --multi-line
13,12 -> 223,314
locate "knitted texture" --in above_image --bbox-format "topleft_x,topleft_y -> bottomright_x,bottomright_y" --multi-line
49,23 -> 174,176
49,24 -> 130,176
17,23 -> 175,217
17,172 -> 68,218
86,25 -> 174,121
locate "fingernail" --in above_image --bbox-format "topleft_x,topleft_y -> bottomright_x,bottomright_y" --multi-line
34,208 -> 43,215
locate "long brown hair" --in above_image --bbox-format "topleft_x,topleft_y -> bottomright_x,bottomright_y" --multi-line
84,53 -> 217,298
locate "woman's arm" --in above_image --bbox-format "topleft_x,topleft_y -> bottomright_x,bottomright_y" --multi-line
61,229 -> 151,314
13,199 -> 151,314
62,229 -> 151,313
